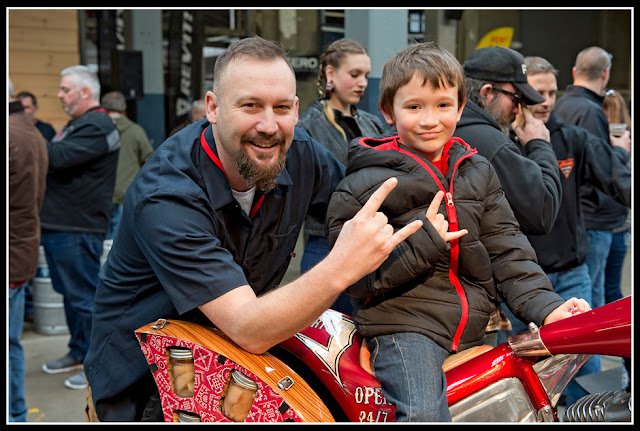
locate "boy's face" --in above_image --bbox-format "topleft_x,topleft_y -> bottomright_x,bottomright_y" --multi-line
382,74 -> 464,162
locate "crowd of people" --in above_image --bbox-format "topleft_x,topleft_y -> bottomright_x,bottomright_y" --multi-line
8,34 -> 630,423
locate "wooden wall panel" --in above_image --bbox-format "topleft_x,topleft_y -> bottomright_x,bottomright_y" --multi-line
8,9 -> 81,131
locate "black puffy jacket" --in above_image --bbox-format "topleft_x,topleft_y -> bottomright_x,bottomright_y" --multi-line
327,136 -> 564,352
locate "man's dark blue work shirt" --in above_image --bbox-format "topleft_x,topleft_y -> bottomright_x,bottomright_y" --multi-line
84,119 -> 345,421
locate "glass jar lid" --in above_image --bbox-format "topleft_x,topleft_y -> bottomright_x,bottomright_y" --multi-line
177,411 -> 201,422
231,370 -> 257,390
169,347 -> 193,359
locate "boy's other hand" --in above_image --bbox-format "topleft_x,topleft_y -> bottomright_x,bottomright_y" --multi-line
426,191 -> 468,242
543,297 -> 591,325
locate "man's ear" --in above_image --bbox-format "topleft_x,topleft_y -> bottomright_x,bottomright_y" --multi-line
205,91 -> 218,124
80,86 -> 92,101
478,83 -> 494,108
479,83 -> 493,100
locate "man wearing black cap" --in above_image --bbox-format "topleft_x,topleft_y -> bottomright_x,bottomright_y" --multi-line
454,46 -> 562,236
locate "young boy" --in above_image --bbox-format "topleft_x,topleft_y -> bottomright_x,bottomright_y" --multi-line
326,42 -> 590,422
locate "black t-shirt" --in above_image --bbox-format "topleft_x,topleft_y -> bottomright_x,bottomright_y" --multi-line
84,120 -> 344,421
333,108 -> 363,143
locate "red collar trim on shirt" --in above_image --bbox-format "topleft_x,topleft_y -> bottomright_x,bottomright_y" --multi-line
200,127 -> 266,220
200,127 -> 226,175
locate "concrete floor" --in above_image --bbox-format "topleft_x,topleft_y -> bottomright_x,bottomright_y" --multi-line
18,237 -> 632,423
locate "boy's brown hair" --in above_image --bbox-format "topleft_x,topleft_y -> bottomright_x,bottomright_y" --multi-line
379,42 -> 466,118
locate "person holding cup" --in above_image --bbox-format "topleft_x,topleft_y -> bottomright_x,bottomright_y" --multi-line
553,46 -> 630,313
603,89 -> 631,149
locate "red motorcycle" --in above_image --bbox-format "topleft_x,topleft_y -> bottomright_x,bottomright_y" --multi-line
135,296 -> 631,422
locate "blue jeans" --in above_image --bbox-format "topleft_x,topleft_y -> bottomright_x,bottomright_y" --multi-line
368,333 -> 451,422
9,283 -> 27,422
41,229 -> 104,362
300,235 -> 329,274
497,263 -> 600,406
604,230 -> 630,304
585,229 -> 613,309
106,203 -> 123,240
301,235 -> 354,316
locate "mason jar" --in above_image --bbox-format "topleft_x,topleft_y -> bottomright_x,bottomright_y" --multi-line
221,370 -> 258,422
169,347 -> 195,398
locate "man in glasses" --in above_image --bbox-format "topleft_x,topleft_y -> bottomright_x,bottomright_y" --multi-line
453,46 -> 561,237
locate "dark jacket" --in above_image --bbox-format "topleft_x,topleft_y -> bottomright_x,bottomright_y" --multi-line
554,85 -> 628,231
9,101 -> 48,283
453,100 -> 562,236
40,105 -> 120,234
526,112 -> 631,273
327,135 -> 564,353
298,98 -> 385,236
85,123 -> 345,421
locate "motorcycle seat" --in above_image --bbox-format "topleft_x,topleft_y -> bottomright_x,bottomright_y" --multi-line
359,340 -> 493,377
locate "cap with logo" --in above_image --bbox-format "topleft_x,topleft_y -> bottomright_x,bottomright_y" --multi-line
463,46 -> 545,105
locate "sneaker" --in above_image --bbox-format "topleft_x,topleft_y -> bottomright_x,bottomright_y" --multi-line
64,371 -> 87,390
42,354 -> 83,374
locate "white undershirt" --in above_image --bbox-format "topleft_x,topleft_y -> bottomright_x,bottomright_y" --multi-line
231,187 -> 256,216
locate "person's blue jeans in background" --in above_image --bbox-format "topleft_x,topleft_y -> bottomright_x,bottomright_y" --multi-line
106,203 -> 123,240
9,283 -> 28,422
368,332 -> 451,422
300,235 -> 329,274
604,230 -> 630,304
585,229 -> 613,309
40,229 -> 104,363
301,234 -> 354,316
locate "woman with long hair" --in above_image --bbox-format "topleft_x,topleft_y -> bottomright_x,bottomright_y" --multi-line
298,38 -> 385,314
602,89 -> 632,391
601,89 -> 631,304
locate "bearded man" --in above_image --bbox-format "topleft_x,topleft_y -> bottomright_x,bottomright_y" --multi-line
84,36 -> 422,422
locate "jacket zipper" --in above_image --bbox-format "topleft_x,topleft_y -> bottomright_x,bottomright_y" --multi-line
395,138 -> 477,351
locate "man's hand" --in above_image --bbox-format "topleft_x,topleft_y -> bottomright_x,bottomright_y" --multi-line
426,191 -> 468,242
543,297 -> 591,325
513,107 -> 550,145
200,178 -> 424,354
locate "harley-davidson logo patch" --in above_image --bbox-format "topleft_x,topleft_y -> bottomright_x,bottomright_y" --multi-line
558,158 -> 574,179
